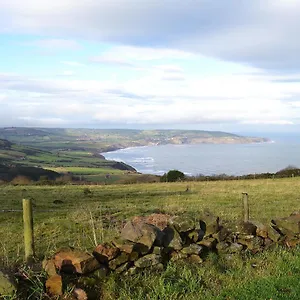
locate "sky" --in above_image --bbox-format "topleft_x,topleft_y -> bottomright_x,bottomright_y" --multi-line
1,0 -> 300,133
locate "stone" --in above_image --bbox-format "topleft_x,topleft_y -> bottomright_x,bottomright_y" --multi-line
112,238 -> 135,253
284,236 -> 300,248
54,249 -> 101,274
92,265 -> 108,279
241,221 -> 257,235
132,213 -> 172,230
93,243 -> 120,264
272,215 -> 300,236
199,210 -> 220,237
152,246 -> 162,255
0,271 -> 17,297
42,259 -> 57,277
255,222 -> 268,238
169,216 -> 195,233
181,244 -> 203,256
73,288 -> 88,300
188,229 -> 205,243
268,225 -> 282,242
216,241 -> 230,253
197,237 -> 218,249
108,252 -> 129,270
121,221 -> 162,249
150,263 -> 165,272
129,251 -> 139,262
115,262 -> 132,274
125,266 -> 139,276
45,274 -> 63,296
237,236 -> 264,252
162,226 -> 183,250
188,255 -> 203,264
227,243 -> 243,254
169,251 -> 188,262
213,226 -> 231,242
134,254 -> 161,268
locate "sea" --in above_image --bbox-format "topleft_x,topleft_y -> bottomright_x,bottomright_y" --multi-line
102,133 -> 300,176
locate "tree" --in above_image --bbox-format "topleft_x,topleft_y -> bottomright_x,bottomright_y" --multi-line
160,170 -> 185,182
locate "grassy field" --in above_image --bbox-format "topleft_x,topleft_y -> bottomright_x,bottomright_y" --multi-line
1,177 -> 300,299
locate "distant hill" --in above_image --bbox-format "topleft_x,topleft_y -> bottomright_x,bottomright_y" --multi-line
0,127 -> 269,152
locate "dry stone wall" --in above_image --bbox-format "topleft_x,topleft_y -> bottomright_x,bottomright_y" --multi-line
41,211 -> 300,298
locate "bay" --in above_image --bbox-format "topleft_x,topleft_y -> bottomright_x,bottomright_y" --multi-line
102,135 -> 300,176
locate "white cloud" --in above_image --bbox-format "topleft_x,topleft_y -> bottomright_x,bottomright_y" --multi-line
1,1 -> 300,71
27,39 -> 80,51
61,71 -> 75,76
1,69 -> 300,127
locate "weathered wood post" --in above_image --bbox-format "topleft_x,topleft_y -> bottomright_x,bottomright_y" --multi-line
242,192 -> 249,222
22,198 -> 35,263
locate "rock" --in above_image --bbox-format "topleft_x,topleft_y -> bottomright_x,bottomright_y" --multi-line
188,229 -> 204,243
181,244 -> 203,256
263,238 -> 274,249
162,226 -> 183,250
54,249 -> 101,274
241,221 -> 257,235
199,210 -> 220,237
213,226 -> 231,242
112,238 -> 135,253
169,216 -> 195,233
169,251 -> 188,262
129,251 -> 139,262
125,266 -> 139,276
93,243 -> 120,264
42,259 -> 57,277
132,213 -> 172,230
187,255 -> 203,264
284,236 -> 300,248
92,265 -> 108,279
216,241 -> 230,254
268,225 -> 282,242
121,221 -> 162,250
45,274 -> 62,296
237,235 -> 264,252
150,263 -> 165,272
134,254 -> 161,268
227,243 -> 243,254
152,246 -> 162,255
197,237 -> 217,249
255,222 -> 268,238
115,262 -> 132,274
0,271 -> 17,297
108,252 -> 129,270
73,288 -> 88,300
272,215 -> 300,236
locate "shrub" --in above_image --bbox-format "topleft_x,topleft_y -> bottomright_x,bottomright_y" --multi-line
161,170 -> 185,182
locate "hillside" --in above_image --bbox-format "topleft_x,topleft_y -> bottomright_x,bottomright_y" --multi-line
0,127 -> 269,152
0,138 -> 138,183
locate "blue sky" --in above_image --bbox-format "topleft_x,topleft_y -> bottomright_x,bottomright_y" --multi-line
1,0 -> 300,133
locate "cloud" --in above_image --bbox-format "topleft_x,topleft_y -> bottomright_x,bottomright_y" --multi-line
60,71 -> 75,76
1,70 -> 300,128
26,39 -> 81,51
1,1 -> 300,71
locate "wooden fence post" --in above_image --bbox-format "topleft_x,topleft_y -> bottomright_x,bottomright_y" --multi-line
242,192 -> 249,222
22,198 -> 35,263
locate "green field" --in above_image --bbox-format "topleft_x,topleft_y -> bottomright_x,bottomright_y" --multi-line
1,178 -> 300,299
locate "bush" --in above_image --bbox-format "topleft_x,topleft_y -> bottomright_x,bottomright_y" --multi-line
161,170 -> 185,182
